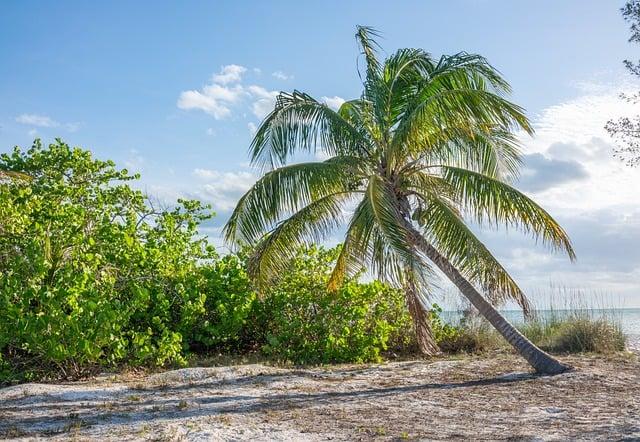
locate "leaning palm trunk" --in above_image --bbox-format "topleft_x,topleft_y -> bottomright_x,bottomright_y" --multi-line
407,226 -> 569,374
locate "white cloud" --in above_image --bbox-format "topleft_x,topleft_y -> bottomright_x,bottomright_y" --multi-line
478,80 -> 640,303
177,65 -> 248,119
247,85 -> 278,119
193,168 -> 218,179
272,70 -> 293,80
192,168 -> 257,212
247,122 -> 257,134
16,114 -> 59,127
124,149 -> 145,171
212,64 -> 247,85
515,82 -> 640,212
177,67 -> 278,120
321,95 -> 346,110
65,122 -> 81,132
177,84 -> 246,120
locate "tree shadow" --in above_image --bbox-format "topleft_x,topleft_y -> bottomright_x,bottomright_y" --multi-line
1,370 -> 538,435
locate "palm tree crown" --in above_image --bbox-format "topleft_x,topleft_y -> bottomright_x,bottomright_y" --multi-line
224,26 -> 575,373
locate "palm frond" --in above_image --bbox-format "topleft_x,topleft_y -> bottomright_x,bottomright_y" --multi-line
405,127 -> 523,181
355,26 -> 383,82
389,53 -> 533,167
248,192 -> 351,289
366,175 -> 417,265
250,91 -> 367,169
224,157 -> 363,246
440,166 -> 576,259
413,194 -> 532,314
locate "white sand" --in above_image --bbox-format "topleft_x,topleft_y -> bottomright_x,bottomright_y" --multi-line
1,354 -> 639,441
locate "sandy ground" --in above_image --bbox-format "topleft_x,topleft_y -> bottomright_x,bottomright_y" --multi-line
1,353 -> 639,441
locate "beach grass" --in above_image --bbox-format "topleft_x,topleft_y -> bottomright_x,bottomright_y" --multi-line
437,288 -> 629,355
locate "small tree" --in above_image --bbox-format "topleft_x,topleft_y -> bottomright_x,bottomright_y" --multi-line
606,0 -> 640,166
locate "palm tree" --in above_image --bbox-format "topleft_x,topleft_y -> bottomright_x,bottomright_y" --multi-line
224,27 -> 575,374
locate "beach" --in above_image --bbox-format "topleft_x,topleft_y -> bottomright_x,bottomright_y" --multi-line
1,353 -> 638,441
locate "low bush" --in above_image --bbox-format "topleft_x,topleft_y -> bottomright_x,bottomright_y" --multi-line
0,141 -> 628,383
0,141 -> 417,381
188,254 -> 257,352
430,313 -> 503,354
0,141 -> 225,379
257,246 -> 414,364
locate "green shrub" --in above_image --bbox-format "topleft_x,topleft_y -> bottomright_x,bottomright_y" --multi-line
429,311 -> 498,354
0,142 -> 418,381
188,254 -> 257,351
257,246 -> 414,364
0,140 -> 218,376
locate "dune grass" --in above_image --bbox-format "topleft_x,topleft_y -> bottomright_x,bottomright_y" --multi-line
436,288 -> 628,355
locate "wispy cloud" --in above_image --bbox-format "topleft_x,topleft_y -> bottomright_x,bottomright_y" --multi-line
177,64 -> 249,119
15,113 -> 81,132
477,80 -> 640,299
212,64 -> 247,85
16,114 -> 58,127
272,70 -> 293,80
124,149 -> 145,171
247,85 -> 278,119
177,84 -> 246,119
192,168 -> 257,211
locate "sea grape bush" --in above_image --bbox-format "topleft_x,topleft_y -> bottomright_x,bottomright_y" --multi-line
188,254 -> 257,351
0,140 -> 417,382
257,246 -> 414,364
0,140 -> 220,373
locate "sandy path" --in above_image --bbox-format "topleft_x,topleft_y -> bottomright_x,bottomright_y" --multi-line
1,353 -> 638,441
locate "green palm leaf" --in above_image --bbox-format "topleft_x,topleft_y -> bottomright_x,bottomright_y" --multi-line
413,195 -> 531,314
224,158 -> 363,245
439,166 -> 575,258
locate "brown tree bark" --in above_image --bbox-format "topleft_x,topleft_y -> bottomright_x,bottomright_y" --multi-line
405,224 -> 570,375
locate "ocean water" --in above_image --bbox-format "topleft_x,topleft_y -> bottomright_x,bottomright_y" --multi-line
442,308 -> 640,350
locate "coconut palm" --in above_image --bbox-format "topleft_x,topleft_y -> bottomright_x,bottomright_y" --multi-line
224,27 -> 575,374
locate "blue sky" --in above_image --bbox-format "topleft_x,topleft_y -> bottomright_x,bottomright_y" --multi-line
2,1 -> 640,306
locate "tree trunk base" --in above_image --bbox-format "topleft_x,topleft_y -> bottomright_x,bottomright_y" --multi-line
529,354 -> 573,375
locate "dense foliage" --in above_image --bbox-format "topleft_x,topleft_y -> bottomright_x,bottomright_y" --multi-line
257,246 -> 414,364
0,141 -> 415,382
0,140 -> 221,376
